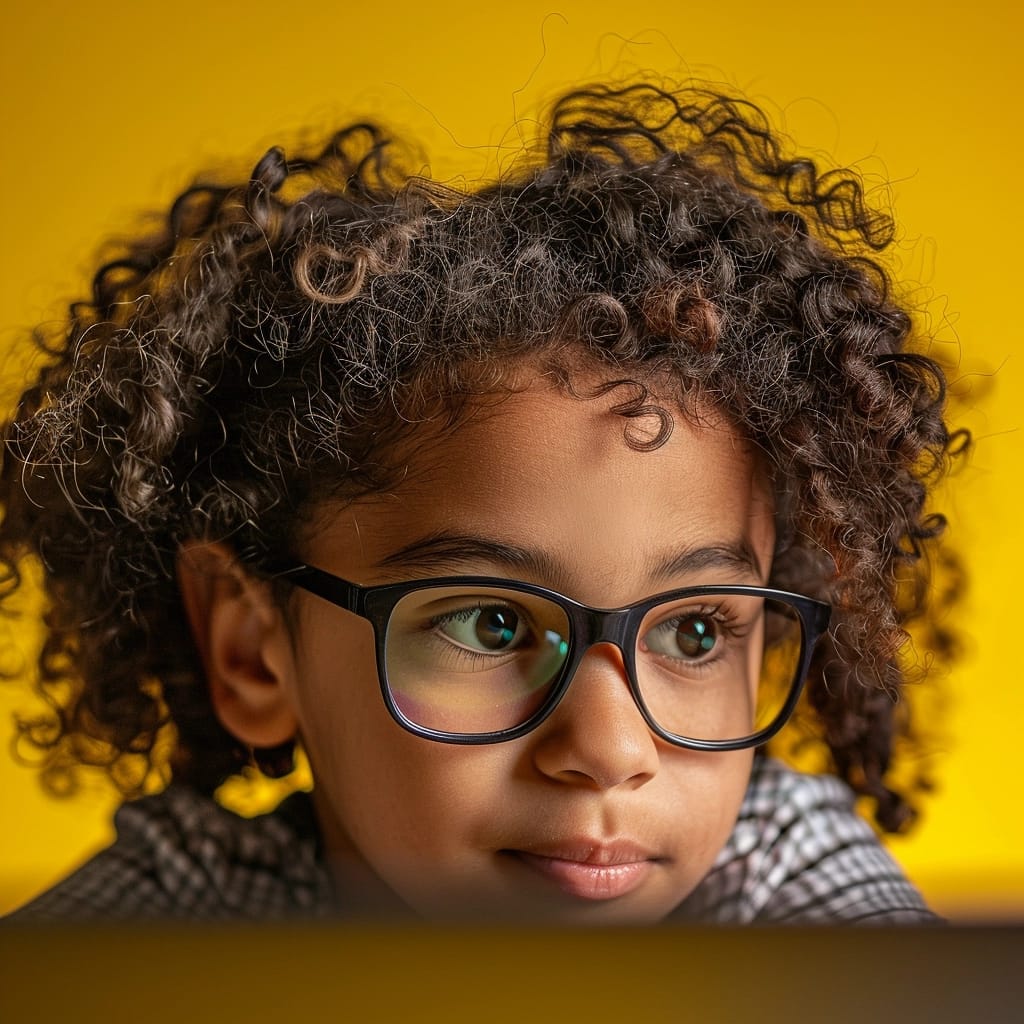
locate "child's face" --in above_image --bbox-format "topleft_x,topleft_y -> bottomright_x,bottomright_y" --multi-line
279,375 -> 775,922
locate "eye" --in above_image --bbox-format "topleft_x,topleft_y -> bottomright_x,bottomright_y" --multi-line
644,612 -> 720,660
434,604 -> 529,654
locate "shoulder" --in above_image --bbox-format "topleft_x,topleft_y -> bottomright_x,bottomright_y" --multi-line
5,784 -> 335,922
677,756 -> 939,925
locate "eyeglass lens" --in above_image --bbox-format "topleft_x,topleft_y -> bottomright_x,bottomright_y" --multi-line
382,586 -> 804,741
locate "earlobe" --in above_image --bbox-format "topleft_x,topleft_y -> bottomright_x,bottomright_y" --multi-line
176,542 -> 299,748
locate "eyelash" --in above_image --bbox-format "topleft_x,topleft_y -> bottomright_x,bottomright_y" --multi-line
642,604 -> 749,661
663,603 -> 745,634
427,603 -> 535,661
429,603 -> 749,649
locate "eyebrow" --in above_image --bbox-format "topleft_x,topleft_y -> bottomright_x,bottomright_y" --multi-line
375,531 -> 764,584
651,542 -> 765,583
376,533 -> 563,580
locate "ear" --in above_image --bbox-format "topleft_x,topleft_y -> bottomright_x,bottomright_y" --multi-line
176,541 -> 299,748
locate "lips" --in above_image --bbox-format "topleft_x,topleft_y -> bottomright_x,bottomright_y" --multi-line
505,840 -> 661,901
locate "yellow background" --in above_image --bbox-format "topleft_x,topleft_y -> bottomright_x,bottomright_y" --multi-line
0,0 -> 1019,919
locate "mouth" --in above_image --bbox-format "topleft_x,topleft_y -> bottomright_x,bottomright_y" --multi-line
502,841 -> 663,901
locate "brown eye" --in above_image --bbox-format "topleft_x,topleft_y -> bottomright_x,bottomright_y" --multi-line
474,607 -> 521,650
436,605 -> 526,653
644,613 -> 719,659
675,615 -> 718,657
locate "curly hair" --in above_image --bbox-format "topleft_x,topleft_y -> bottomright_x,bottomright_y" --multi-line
0,82 -> 962,831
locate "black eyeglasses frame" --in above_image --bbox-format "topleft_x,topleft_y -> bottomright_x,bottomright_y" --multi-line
267,559 -> 831,751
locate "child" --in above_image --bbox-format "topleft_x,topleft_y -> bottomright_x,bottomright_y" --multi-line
1,82 -> 957,923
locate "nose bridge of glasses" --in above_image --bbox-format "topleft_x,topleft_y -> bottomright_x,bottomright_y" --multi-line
574,605 -> 637,657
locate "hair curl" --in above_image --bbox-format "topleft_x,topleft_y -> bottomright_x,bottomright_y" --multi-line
0,83 -> 963,830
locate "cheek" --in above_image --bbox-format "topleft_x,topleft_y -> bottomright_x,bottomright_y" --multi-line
286,606 -> 395,826
313,717 -> 515,916
667,748 -> 754,868
288,603 -> 505,853
288,605 -> 380,739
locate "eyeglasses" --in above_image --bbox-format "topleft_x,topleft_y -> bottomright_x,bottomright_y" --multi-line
268,560 -> 831,751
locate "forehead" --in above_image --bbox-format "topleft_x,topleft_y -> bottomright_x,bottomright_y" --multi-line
303,377 -> 776,601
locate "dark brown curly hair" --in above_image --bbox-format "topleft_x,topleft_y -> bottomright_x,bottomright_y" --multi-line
0,82 -> 962,832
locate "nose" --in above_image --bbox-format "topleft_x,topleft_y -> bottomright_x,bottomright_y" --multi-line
529,642 -> 660,790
